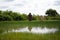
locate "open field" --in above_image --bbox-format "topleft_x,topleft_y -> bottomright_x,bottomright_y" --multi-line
0,20 -> 60,40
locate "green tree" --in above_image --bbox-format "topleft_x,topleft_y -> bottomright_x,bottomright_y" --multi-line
20,14 -> 28,20
28,13 -> 32,21
32,14 -> 36,20
0,14 -> 13,21
45,9 -> 59,16
10,12 -> 21,21
0,10 -> 2,14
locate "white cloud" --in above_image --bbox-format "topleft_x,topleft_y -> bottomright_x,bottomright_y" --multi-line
0,0 -> 60,15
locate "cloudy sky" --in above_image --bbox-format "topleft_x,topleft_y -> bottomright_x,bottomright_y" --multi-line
0,0 -> 60,15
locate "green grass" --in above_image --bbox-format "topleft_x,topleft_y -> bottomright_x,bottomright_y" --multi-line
0,20 -> 60,40
0,20 -> 60,29
0,32 -> 60,40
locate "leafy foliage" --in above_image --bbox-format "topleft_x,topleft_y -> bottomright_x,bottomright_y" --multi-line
0,9 -> 60,21
0,10 -> 28,21
28,13 -> 32,21
45,9 -> 59,16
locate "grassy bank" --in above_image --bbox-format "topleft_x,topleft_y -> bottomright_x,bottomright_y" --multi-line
0,20 -> 60,28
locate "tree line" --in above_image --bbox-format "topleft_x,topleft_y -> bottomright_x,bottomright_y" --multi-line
0,9 -> 60,21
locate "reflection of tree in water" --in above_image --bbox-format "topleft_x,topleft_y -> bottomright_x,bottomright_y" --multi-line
28,26 -> 32,31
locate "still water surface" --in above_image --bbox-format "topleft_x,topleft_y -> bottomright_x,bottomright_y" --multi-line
6,26 -> 58,34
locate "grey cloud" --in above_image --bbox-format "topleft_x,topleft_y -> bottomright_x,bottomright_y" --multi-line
0,6 -> 8,9
2,0 -> 14,2
54,0 -> 60,6
14,4 -> 25,7
22,1 -> 28,3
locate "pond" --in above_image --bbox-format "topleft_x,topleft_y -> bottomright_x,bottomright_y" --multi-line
5,26 -> 58,34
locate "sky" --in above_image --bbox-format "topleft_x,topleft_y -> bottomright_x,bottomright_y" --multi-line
0,0 -> 60,15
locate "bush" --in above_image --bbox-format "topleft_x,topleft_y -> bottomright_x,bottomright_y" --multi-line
46,16 -> 60,20
0,14 -> 13,21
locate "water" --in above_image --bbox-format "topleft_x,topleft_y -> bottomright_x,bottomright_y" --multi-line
7,27 -> 58,34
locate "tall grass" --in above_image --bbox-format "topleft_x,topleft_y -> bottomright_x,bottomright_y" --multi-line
0,32 -> 60,40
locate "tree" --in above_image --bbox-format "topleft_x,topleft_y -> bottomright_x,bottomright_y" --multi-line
32,14 -> 36,20
45,9 -> 59,16
28,13 -> 32,21
20,14 -> 28,20
10,12 -> 21,21
0,10 -> 2,14
0,14 -> 13,21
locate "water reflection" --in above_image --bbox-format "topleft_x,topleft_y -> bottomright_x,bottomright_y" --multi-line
31,27 -> 58,33
7,26 -> 58,34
